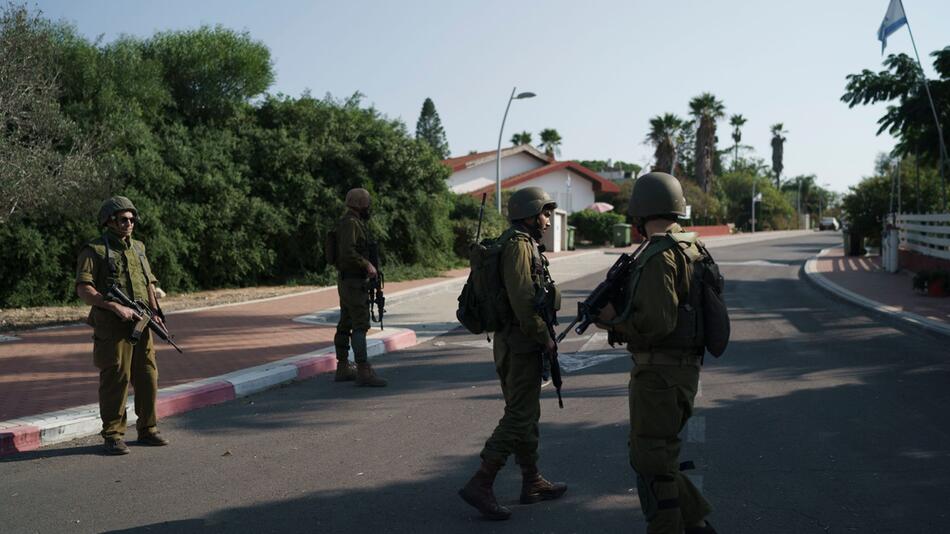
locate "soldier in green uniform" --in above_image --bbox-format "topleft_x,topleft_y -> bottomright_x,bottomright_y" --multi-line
333,187 -> 386,387
458,187 -> 567,521
75,196 -> 169,455
596,172 -> 716,534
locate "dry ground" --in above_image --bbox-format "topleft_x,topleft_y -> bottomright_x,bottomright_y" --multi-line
0,285 -> 322,333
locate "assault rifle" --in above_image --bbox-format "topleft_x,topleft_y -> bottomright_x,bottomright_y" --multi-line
535,267 -> 564,409
368,242 -> 386,329
105,285 -> 183,353
556,240 -> 650,344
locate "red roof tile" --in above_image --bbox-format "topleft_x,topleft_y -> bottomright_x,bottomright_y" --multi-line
466,161 -> 619,196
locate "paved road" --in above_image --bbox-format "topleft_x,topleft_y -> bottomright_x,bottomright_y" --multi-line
3,233 -> 949,533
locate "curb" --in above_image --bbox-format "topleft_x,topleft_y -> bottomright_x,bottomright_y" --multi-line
0,328 -> 417,456
803,248 -> 950,338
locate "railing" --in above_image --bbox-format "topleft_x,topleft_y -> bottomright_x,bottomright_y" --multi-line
895,213 -> 950,261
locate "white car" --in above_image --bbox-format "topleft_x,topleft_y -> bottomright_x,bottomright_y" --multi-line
818,217 -> 840,231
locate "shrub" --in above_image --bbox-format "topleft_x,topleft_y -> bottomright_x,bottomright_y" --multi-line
568,209 -> 624,245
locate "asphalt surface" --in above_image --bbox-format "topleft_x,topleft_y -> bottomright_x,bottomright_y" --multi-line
3,233 -> 949,533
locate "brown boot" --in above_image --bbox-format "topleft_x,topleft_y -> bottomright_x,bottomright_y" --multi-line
355,362 -> 387,387
519,463 -> 567,504
334,361 -> 357,382
458,460 -> 511,520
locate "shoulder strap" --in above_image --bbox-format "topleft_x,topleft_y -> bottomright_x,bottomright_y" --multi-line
102,233 -> 117,282
603,236 -> 678,326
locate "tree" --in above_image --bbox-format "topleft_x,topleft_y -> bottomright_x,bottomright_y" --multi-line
842,48 -> 950,207
770,123 -> 787,187
0,4 -> 103,224
646,113 -> 686,174
538,128 -> 562,158
415,97 -> 449,159
729,114 -> 747,171
688,93 -> 726,192
510,131 -> 532,146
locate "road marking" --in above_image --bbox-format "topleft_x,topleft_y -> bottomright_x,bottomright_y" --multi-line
559,350 -> 628,372
717,260 -> 789,267
0,335 -> 20,343
687,416 -> 705,443
687,474 -> 703,493
579,331 -> 609,352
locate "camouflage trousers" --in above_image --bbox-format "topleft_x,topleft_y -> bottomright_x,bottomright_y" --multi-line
93,329 -> 158,440
629,360 -> 713,533
480,331 -> 542,466
335,276 -> 370,363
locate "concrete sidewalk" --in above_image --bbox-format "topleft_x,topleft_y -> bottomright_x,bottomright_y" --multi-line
804,246 -> 950,337
1,230 -> 814,455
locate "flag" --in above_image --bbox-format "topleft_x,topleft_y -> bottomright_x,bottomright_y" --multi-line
877,0 -> 907,54
753,192 -> 763,202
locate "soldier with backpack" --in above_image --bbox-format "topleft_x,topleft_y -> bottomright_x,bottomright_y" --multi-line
329,187 -> 386,387
458,187 -> 567,521
594,172 -> 723,534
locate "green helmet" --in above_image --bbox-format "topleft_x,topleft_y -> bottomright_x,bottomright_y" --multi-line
508,187 -> 557,221
627,172 -> 687,219
345,187 -> 371,209
98,196 -> 138,226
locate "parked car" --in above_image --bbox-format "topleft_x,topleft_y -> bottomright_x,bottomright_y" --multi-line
818,217 -> 840,231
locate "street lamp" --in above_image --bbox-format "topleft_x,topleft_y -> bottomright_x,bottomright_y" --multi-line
495,87 -> 536,213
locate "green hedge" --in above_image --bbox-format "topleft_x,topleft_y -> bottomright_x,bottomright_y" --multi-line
568,210 -> 624,245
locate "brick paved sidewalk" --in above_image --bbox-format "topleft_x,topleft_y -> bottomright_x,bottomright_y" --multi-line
0,267 -> 470,422
809,247 -> 950,330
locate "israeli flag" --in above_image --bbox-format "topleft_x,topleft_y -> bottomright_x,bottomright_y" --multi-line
877,0 -> 907,54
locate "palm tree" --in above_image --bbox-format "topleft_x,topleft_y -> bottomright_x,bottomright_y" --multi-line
689,93 -> 726,192
770,123 -> 787,187
538,128 -> 562,158
510,131 -> 532,146
729,114 -> 747,171
646,113 -> 686,174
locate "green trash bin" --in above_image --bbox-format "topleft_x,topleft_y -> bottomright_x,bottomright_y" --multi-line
612,223 -> 632,247
566,225 -> 576,251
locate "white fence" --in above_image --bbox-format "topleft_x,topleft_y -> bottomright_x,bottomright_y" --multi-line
895,213 -> 950,261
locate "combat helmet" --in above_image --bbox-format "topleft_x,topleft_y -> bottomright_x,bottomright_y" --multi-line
345,188 -> 371,209
627,172 -> 687,219
98,196 -> 138,227
508,187 -> 557,221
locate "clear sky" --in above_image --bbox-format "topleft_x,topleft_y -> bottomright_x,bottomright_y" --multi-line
34,0 -> 950,193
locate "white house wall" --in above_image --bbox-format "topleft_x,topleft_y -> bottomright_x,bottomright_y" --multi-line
448,153 -> 546,193
520,170 -> 596,214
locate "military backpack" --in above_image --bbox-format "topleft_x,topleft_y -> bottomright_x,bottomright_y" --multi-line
456,229 -> 515,335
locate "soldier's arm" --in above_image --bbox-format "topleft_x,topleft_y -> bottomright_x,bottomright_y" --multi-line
337,217 -> 371,273
501,239 -> 550,346
625,249 -> 679,344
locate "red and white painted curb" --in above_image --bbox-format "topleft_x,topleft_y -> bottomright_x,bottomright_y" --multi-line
0,328 -> 416,456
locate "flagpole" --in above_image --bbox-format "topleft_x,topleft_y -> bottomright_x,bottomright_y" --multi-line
899,0 -> 948,210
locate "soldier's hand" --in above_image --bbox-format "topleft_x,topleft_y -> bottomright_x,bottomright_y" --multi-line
112,303 -> 141,322
366,263 -> 378,279
152,314 -> 166,331
594,302 -> 617,329
544,338 -> 557,355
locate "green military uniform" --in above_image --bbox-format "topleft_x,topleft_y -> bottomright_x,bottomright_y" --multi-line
76,230 -> 160,441
459,187 -> 566,521
615,223 -> 713,533
480,225 -> 559,466
334,208 -> 372,364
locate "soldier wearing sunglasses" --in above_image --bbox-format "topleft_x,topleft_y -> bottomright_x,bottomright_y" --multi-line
75,196 -> 169,455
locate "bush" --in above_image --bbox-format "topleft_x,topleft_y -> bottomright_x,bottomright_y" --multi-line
568,209 -> 624,245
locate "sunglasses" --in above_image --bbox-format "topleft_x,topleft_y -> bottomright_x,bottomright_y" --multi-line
114,216 -> 137,225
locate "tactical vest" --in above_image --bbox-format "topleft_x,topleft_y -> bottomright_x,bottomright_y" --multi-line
85,233 -> 153,301
623,233 -> 729,357
333,211 -> 371,276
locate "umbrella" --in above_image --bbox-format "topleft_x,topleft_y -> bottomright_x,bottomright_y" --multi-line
585,202 -> 615,213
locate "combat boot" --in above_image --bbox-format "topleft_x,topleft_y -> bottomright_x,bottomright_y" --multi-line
519,463 -> 567,504
458,460 -> 511,520
334,361 -> 357,382
355,362 -> 387,387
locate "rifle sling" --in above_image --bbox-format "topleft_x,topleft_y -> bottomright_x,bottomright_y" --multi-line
598,236 -> 677,327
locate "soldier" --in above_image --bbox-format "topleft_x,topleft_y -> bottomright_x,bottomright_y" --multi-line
596,172 -> 716,534
333,187 -> 386,387
458,187 -> 567,520
75,196 -> 168,455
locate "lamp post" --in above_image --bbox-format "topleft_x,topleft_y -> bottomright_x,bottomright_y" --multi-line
797,177 -> 802,229
496,87 -> 536,213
